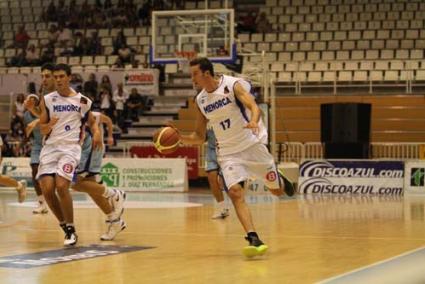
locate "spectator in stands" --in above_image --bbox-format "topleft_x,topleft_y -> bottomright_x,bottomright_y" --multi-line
100,88 -> 115,120
92,9 -> 106,29
46,1 -> 57,22
113,31 -> 127,55
112,57 -> 125,69
68,12 -> 80,29
217,46 -> 229,56
8,49 -> 27,67
113,83 -> 128,132
13,26 -> 31,49
237,11 -> 256,34
57,25 -> 73,48
127,88 -> 144,121
46,24 -> 60,48
70,73 -> 84,93
56,0 -> 68,27
99,75 -> 113,95
72,32 -> 87,56
113,10 -> 129,28
39,46 -> 55,66
138,1 -> 152,26
103,0 -> 113,9
117,43 -> 135,65
12,94 -> 26,123
86,31 -> 102,55
83,73 -> 99,100
25,44 -> 40,66
256,12 -> 272,33
11,93 -> 27,154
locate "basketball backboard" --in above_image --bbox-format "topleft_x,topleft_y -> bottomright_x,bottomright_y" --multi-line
151,9 -> 236,64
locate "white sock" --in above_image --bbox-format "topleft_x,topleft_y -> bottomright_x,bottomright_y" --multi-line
37,195 -> 45,204
102,188 -> 115,198
217,201 -> 225,209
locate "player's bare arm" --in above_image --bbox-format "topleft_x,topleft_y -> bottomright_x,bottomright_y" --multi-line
87,111 -> 102,150
234,82 -> 261,134
25,118 -> 40,138
179,105 -> 207,145
99,113 -> 114,146
38,96 -> 59,135
24,96 -> 42,117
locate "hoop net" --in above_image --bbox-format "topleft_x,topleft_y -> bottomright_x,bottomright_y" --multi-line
175,51 -> 197,73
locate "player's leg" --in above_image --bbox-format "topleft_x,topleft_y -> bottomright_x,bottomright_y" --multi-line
252,144 -> 295,197
55,146 -> 81,246
0,175 -> 26,203
219,153 -> 268,257
37,145 -> 67,233
72,176 -> 116,215
31,164 -> 48,214
39,174 -> 65,228
55,174 -> 77,246
207,170 -> 229,219
206,146 -> 229,219
72,176 -> 126,241
86,147 -> 126,220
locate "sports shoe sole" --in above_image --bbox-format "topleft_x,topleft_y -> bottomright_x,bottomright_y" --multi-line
278,169 -> 296,197
32,209 -> 48,214
211,213 -> 229,220
242,244 -> 268,258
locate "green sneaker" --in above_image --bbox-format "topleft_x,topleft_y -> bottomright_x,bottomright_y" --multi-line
278,169 -> 296,197
243,236 -> 268,258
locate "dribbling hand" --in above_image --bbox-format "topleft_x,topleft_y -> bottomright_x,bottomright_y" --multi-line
244,121 -> 259,136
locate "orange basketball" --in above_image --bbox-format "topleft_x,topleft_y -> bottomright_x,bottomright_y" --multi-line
153,127 -> 180,154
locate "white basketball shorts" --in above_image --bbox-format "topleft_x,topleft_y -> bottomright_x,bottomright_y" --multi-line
37,143 -> 81,181
217,143 -> 280,190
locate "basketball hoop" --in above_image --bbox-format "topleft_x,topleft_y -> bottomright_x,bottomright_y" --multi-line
175,51 -> 197,60
175,51 -> 197,73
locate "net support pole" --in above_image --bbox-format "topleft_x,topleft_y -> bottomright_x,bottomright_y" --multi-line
270,80 -> 277,160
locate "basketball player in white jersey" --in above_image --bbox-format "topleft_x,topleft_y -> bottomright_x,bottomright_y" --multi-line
0,135 -> 27,202
72,111 -> 127,241
179,57 -> 295,258
37,64 -> 102,246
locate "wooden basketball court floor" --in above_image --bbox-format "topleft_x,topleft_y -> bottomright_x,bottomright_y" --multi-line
1,189 -> 425,284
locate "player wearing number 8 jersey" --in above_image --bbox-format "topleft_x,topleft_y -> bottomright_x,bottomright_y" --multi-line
179,57 -> 295,258
37,63 -> 102,246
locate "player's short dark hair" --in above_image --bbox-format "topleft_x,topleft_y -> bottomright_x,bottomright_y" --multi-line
54,63 -> 72,76
189,57 -> 214,76
41,63 -> 55,72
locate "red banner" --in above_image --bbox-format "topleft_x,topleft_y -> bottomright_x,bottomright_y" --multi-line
129,146 -> 199,179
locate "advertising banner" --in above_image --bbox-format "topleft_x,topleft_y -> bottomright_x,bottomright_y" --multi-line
100,158 -> 188,192
1,158 -> 33,187
404,160 -> 425,193
123,69 -> 159,96
299,160 -> 404,195
130,145 -> 199,179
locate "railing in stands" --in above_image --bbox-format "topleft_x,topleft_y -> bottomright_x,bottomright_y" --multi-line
122,142 -> 425,172
277,142 -> 425,163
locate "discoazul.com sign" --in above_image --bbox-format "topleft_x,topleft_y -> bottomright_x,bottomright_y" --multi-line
299,160 -> 404,195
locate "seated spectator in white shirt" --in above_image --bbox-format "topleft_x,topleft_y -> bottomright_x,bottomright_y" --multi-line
25,45 -> 40,66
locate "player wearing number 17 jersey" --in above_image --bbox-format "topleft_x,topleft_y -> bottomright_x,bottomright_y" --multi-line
179,57 -> 295,258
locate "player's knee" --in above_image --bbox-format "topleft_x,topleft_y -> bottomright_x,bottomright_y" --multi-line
228,184 -> 244,201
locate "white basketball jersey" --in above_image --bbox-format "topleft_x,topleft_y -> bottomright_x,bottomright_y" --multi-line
197,75 -> 267,155
44,90 -> 92,145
